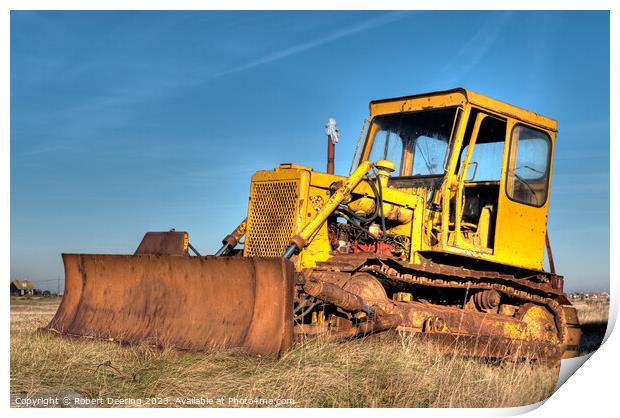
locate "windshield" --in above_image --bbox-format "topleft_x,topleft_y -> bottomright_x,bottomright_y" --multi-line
367,107 -> 458,177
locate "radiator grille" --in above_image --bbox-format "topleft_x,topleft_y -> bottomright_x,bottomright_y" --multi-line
245,180 -> 299,257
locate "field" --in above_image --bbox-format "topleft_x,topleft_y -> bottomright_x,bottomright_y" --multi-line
571,300 -> 609,353
9,296 -> 604,408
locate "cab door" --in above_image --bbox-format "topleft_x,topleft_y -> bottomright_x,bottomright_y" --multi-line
493,121 -> 555,271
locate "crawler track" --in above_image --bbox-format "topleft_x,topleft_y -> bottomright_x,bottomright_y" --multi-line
297,253 -> 581,361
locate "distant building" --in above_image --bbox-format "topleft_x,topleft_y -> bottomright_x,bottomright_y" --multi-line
567,291 -> 610,302
10,280 -> 35,296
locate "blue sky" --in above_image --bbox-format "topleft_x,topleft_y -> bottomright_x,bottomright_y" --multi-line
10,11 -> 609,292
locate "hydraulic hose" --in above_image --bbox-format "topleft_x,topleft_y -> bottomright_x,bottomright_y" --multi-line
284,160 -> 374,258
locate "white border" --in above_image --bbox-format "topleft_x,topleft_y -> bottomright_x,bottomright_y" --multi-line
2,2 -> 615,417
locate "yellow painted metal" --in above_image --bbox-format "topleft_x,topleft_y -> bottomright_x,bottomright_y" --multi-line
519,305 -> 559,342
243,88 -> 557,273
345,159 -> 415,224
502,321 -> 528,340
375,159 -> 396,187
357,88 -> 556,271
492,119 -> 555,270
437,114 -> 553,270
476,206 -> 493,248
394,292 -> 412,302
297,184 -> 333,269
440,106 -> 471,250
454,112 -> 487,249
368,90 -> 468,123
466,90 -> 557,132
347,195 -> 413,224
279,163 -> 313,171
367,88 -> 556,133
293,160 -> 373,247
243,158 -> 425,268
244,166 -> 310,258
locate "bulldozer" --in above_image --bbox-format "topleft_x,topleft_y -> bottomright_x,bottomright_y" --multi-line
43,88 -> 582,361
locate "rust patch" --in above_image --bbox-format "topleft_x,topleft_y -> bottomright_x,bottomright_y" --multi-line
41,254 -> 295,357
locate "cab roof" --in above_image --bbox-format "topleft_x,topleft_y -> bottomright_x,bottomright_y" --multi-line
369,88 -> 558,132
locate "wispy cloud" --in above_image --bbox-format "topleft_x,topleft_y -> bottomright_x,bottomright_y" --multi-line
214,11 -> 412,78
436,12 -> 512,85
13,12 -> 414,159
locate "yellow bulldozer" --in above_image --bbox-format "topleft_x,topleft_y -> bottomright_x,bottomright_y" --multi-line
43,88 -> 581,361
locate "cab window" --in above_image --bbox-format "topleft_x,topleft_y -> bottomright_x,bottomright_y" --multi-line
506,125 -> 552,207
459,116 -> 507,182
368,130 -> 404,175
367,108 -> 458,177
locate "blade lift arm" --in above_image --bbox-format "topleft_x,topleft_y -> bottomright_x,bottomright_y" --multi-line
284,160 -> 375,258
215,218 -> 247,256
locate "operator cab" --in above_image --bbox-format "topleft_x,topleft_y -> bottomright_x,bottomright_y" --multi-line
358,88 -> 556,270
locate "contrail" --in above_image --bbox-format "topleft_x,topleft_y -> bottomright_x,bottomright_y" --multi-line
215,11 -> 413,77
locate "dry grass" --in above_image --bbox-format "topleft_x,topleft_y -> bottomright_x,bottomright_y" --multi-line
571,300 -> 609,354
11,297 -> 559,408
572,301 -> 609,326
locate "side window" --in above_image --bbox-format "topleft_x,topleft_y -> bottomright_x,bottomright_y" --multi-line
368,130 -> 404,175
459,116 -> 507,182
461,142 -> 505,181
506,125 -> 552,207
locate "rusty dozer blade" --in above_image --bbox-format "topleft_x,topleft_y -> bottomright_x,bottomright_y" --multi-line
42,254 -> 295,357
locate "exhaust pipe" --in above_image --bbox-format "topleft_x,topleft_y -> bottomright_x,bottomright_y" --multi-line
325,118 -> 339,175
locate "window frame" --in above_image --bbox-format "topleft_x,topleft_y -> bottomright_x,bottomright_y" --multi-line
504,123 -> 553,208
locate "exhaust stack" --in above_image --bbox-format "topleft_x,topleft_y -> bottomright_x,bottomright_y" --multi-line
325,117 -> 339,174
